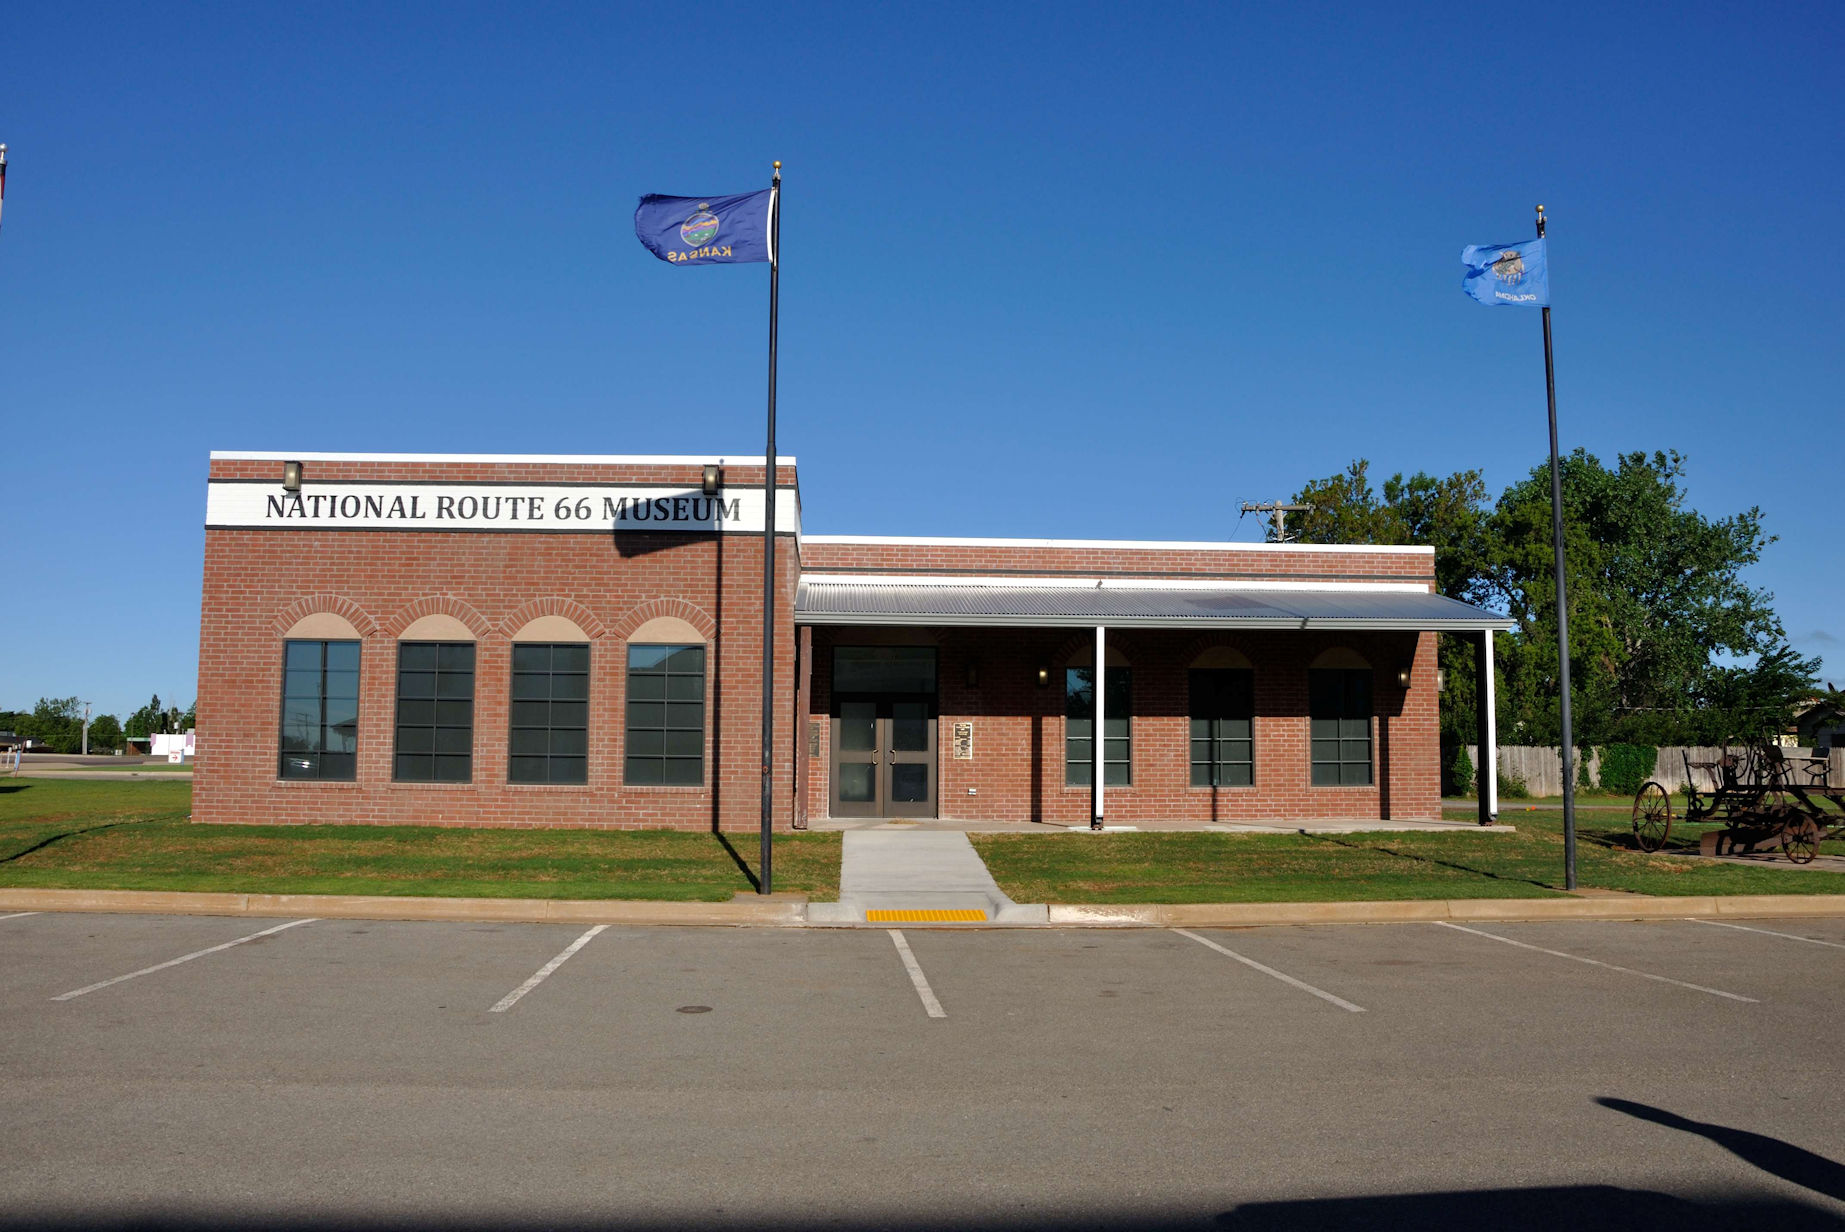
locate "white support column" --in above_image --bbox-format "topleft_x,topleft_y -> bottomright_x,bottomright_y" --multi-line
1092,624 -> 1106,829
1484,628 -> 1499,821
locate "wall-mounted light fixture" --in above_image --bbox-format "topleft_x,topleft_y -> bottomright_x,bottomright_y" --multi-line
1396,664 -> 1413,689
1435,668 -> 1447,692
701,464 -> 722,496
282,460 -> 303,493
1036,665 -> 1050,687
965,660 -> 980,689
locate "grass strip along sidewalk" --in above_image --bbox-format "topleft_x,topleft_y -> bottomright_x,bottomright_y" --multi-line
3,780 -> 1839,906
0,780 -> 838,901
970,806 -> 1845,904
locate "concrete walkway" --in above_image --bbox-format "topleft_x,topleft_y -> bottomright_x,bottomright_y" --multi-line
807,831 -> 1047,925
809,817 -> 1516,834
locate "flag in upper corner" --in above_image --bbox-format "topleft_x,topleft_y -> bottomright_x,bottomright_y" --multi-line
634,189 -> 774,266
1461,237 -> 1548,307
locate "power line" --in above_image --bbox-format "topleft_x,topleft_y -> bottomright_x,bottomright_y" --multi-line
1239,500 -> 1312,544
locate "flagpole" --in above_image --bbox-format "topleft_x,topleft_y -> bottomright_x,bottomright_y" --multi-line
759,161 -> 782,895
1536,204 -> 1578,890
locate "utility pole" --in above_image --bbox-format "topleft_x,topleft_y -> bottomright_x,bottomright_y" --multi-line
81,701 -> 92,756
1240,500 -> 1312,544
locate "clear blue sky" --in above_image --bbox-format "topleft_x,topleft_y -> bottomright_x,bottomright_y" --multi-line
3,1 -> 1840,722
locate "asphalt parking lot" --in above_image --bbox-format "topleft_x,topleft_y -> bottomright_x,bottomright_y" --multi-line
2,910 -> 1843,1231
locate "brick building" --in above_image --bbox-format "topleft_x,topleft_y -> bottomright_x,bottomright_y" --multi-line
195,451 -> 1510,832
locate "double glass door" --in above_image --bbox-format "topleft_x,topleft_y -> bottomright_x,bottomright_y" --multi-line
831,695 -> 936,818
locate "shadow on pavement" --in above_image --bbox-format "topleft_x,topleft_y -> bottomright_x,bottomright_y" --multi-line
1,1188 -> 1838,1232
1599,1096 -> 1845,1205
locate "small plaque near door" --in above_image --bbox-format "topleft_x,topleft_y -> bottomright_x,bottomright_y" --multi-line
953,721 -> 973,760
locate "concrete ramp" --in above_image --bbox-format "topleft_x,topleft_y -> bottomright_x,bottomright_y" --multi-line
808,831 -> 1047,925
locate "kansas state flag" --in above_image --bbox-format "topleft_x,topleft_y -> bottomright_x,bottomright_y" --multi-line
1461,238 -> 1548,307
634,189 -> 775,266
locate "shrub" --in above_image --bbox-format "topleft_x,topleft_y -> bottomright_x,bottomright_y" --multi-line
1447,747 -> 1475,797
1500,770 -> 1531,800
1598,744 -> 1658,796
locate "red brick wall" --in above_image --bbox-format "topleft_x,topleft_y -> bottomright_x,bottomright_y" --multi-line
198,456 -> 1443,831
195,456 -> 801,832
805,627 -> 1441,823
800,539 -> 1434,582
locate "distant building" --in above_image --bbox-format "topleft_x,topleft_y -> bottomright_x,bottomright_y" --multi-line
1796,699 -> 1845,752
151,732 -> 196,763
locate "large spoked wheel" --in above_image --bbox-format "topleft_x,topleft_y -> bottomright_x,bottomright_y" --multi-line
1784,818 -> 1821,865
1632,781 -> 1673,852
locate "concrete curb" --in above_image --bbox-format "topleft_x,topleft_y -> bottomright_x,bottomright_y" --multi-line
1045,894 -> 1845,927
0,888 -> 807,927
2,887 -> 1843,928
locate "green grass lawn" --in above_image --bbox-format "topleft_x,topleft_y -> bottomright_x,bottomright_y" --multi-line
0,779 -> 839,901
6,778 -> 1838,907
971,807 -> 1845,904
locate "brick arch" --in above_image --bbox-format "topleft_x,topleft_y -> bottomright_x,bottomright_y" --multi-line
271,594 -> 378,638
1053,630 -> 1135,667
379,596 -> 494,640
610,597 -> 717,643
498,596 -> 609,641
1174,633 -> 1256,668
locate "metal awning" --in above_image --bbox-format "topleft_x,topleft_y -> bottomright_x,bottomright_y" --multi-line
795,581 -> 1514,632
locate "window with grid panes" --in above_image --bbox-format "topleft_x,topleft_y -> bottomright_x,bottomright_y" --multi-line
1065,666 -> 1130,786
625,644 -> 705,785
1190,668 -> 1254,786
279,640 -> 360,780
393,641 -> 475,782
509,643 -> 589,784
1309,668 -> 1372,785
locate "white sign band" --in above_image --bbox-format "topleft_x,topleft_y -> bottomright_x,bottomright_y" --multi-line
205,482 -> 800,534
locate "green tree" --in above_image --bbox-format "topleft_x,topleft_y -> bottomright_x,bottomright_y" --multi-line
1292,450 -> 1814,748
23,697 -> 85,754
126,694 -> 169,738
88,714 -> 124,752
1482,449 -> 1815,745
1290,460 -> 1492,745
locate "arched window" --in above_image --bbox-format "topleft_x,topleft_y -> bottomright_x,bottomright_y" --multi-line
1309,648 -> 1372,786
626,617 -> 708,786
1065,644 -> 1130,787
1190,647 -> 1254,787
279,613 -> 362,781
394,615 -> 477,783
510,616 -> 592,785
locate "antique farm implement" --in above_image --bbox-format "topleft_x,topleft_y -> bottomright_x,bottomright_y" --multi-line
1631,743 -> 1845,864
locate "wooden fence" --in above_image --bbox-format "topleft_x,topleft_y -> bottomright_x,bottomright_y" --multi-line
1457,745 -> 1845,797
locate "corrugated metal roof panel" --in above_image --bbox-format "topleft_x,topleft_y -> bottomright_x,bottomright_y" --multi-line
794,583 -> 1514,631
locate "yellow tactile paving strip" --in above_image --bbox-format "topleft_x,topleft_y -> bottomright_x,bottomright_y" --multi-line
865,908 -> 987,923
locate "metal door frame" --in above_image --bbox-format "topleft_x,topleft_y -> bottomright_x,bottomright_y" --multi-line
829,692 -> 938,819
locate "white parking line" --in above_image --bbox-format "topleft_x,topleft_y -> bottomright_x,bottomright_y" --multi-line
0,912 -> 40,922
1691,919 -> 1845,950
489,925 -> 607,1013
52,918 -> 317,1002
1435,922 -> 1758,1003
1173,929 -> 1366,1013
888,930 -> 947,1019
